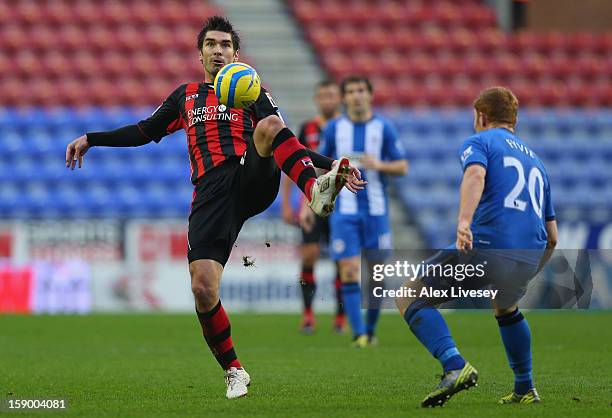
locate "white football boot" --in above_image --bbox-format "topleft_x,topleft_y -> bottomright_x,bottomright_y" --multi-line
308,157 -> 350,217
224,367 -> 250,399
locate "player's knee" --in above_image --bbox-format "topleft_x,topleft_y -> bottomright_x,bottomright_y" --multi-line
394,280 -> 418,315
255,115 -> 285,144
301,244 -> 320,267
339,261 -> 359,283
190,270 -> 220,310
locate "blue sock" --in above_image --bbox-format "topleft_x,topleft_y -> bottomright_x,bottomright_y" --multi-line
366,308 -> 381,337
403,302 -> 465,372
341,283 -> 365,337
497,309 -> 533,395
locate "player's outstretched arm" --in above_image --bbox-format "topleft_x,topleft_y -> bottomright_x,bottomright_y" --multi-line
65,125 -> 153,170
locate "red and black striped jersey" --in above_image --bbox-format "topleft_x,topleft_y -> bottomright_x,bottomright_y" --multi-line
137,82 -> 281,184
297,117 -> 323,151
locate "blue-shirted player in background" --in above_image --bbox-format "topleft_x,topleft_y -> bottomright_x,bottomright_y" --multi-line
395,87 -> 558,407
320,76 -> 408,347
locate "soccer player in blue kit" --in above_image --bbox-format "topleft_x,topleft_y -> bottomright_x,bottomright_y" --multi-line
320,76 -> 408,347
395,87 -> 558,407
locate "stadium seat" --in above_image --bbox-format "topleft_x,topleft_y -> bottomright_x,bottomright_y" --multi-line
290,0 -> 611,106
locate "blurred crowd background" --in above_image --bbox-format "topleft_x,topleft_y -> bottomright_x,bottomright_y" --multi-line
0,0 -> 610,313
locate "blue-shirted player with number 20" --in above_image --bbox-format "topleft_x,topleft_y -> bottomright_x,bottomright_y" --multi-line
396,87 -> 558,407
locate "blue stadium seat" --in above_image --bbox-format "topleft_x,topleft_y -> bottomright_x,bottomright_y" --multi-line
0,107 -> 609,236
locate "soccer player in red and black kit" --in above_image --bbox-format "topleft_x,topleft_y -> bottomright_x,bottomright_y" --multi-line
281,80 -> 346,334
65,16 -> 364,400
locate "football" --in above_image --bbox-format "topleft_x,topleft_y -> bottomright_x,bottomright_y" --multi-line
214,62 -> 261,109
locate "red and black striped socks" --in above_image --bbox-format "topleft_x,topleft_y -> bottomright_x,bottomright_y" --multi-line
334,273 -> 344,315
299,267 -> 317,313
196,301 -> 241,370
272,128 -> 317,201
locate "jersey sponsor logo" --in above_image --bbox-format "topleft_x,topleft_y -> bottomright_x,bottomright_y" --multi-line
461,145 -> 473,163
186,105 -> 238,126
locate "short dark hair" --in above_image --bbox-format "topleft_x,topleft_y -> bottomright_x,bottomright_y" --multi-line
474,87 -> 519,127
340,75 -> 373,96
317,79 -> 337,89
197,16 -> 241,52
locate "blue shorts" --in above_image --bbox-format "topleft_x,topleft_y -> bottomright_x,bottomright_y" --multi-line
329,212 -> 391,261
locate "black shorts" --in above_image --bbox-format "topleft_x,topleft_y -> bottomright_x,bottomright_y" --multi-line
187,140 -> 281,266
301,215 -> 330,244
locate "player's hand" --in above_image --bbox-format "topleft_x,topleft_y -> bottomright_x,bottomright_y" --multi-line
282,203 -> 295,225
65,135 -> 90,170
339,161 -> 367,194
361,154 -> 380,171
298,205 -> 316,233
456,220 -> 473,253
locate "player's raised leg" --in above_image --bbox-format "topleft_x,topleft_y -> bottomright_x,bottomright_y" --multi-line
190,259 -> 250,399
252,115 -> 354,217
495,303 -> 540,404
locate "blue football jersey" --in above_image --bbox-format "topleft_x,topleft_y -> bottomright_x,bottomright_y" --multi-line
320,114 -> 405,217
460,128 -> 555,264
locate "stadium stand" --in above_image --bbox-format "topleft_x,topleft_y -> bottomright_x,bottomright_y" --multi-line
0,0 -> 610,249
289,0 -> 612,107
0,0 -> 222,107
388,108 -> 612,247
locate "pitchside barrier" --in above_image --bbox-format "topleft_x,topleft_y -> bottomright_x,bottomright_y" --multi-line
0,220 -> 610,313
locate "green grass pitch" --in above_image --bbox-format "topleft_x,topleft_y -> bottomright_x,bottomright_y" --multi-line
1,311 -> 610,417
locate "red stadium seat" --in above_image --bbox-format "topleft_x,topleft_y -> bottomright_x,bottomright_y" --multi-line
46,0 -> 74,25
130,0 -> 160,26
335,24 -> 361,49
1,24 -> 26,52
115,25 -> 140,51
363,25 -> 392,49
72,1 -> 104,25
73,51 -> 101,79
86,25 -> 117,52
101,0 -> 133,26
14,51 -> 38,79
42,51 -> 72,80
1,0 -> 609,107
57,24 -> 87,50
15,0 -> 45,25
306,26 -> 337,50
101,51 -> 130,79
